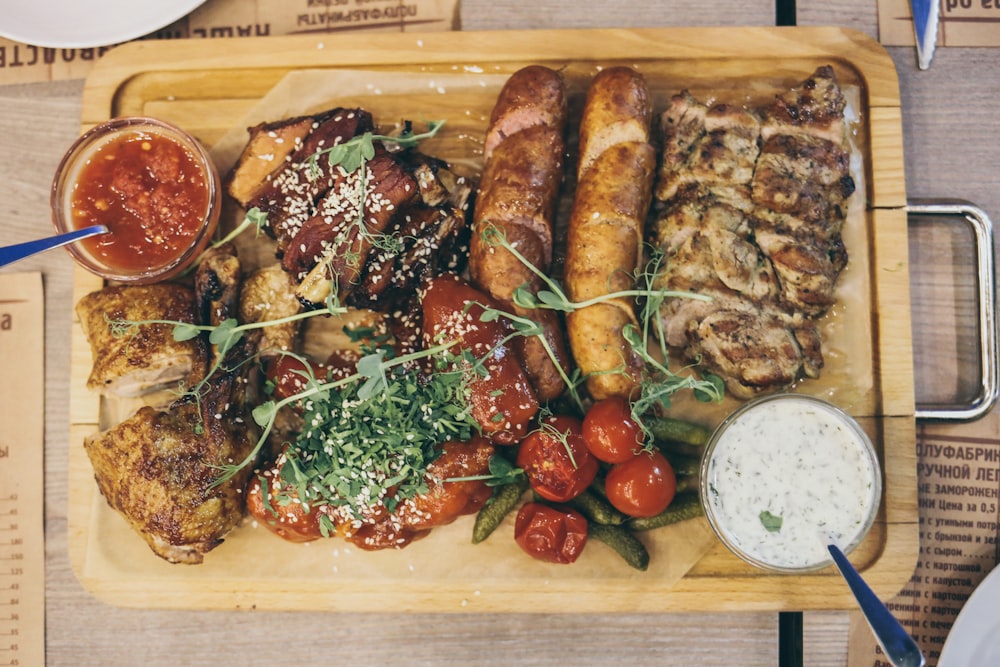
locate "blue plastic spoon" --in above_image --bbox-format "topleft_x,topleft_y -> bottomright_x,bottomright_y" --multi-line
828,544 -> 925,667
0,225 -> 108,268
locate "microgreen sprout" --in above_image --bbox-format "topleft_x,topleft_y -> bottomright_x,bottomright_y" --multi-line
215,206 -> 269,247
180,207 -> 271,278
212,338 -> 467,492
447,454 -> 525,487
305,120 -> 446,179
537,415 -> 580,469
476,222 -> 724,429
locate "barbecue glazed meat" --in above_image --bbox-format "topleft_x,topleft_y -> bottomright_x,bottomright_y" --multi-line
226,113 -> 318,208
653,66 -> 853,398
76,283 -> 208,398
242,108 -> 376,253
226,108 -> 473,311
246,437 -> 494,549
82,246 -> 260,564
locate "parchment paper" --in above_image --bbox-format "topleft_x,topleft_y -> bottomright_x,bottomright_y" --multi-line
78,67 -> 721,606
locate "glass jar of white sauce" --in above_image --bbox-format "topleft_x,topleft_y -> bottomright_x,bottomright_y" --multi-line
700,394 -> 882,573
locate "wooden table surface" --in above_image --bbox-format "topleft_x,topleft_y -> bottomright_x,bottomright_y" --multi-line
1,1 -> 996,665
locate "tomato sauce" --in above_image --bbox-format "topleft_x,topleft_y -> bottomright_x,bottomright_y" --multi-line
70,130 -> 211,272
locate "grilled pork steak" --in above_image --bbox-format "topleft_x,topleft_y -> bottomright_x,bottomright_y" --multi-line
653,66 -> 854,398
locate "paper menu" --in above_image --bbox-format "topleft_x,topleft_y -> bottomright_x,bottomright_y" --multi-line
879,0 -> 1000,48
0,273 -> 45,667
849,414 -> 1000,667
0,0 -> 459,85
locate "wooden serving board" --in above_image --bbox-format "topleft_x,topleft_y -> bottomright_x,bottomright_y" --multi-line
67,27 -> 918,612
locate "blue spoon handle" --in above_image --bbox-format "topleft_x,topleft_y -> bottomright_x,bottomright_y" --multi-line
0,225 -> 108,268
828,544 -> 925,667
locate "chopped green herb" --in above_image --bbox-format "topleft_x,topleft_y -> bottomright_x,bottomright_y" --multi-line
280,352 -> 479,519
759,510 -> 783,533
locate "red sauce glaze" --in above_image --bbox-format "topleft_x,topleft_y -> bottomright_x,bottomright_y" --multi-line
70,130 -> 211,271
421,273 -> 540,444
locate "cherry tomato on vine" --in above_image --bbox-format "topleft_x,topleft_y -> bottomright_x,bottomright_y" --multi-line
514,502 -> 589,564
604,450 -> 677,518
582,396 -> 645,464
516,414 -> 599,503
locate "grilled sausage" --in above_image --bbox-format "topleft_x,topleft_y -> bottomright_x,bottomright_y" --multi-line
469,65 -> 571,403
421,273 -> 540,445
565,67 -> 657,400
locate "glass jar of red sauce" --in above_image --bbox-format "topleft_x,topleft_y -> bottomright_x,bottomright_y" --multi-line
51,116 -> 220,283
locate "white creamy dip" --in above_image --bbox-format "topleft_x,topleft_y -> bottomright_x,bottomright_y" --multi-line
701,395 -> 881,571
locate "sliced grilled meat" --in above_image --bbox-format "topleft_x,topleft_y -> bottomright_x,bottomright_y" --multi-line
470,65 -> 571,402
284,145 -> 422,303
247,108 -> 375,252
760,65 -> 849,146
653,66 -> 854,397
76,283 -> 208,399
226,114 -> 317,208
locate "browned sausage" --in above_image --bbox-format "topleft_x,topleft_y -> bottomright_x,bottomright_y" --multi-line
469,65 -> 571,403
421,273 -> 540,445
564,67 -> 656,401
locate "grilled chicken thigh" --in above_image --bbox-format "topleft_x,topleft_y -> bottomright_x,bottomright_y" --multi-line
83,357 -> 258,564
653,66 -> 853,397
76,283 -> 208,399
82,245 -> 260,564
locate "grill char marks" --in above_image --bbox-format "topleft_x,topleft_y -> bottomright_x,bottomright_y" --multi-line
760,65 -> 849,146
751,66 -> 855,316
657,95 -> 760,206
652,66 -> 853,398
81,245 -> 260,565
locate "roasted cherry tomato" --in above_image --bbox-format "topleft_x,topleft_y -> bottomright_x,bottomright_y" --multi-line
514,502 -> 588,564
265,355 -> 328,402
604,450 -> 677,518
582,396 -> 645,464
516,414 -> 599,503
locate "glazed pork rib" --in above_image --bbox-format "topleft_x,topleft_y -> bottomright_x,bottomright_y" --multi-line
226,108 -> 473,311
653,66 -> 854,398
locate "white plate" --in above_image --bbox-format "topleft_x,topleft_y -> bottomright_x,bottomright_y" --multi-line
0,0 -> 206,48
938,564 -> 1000,667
